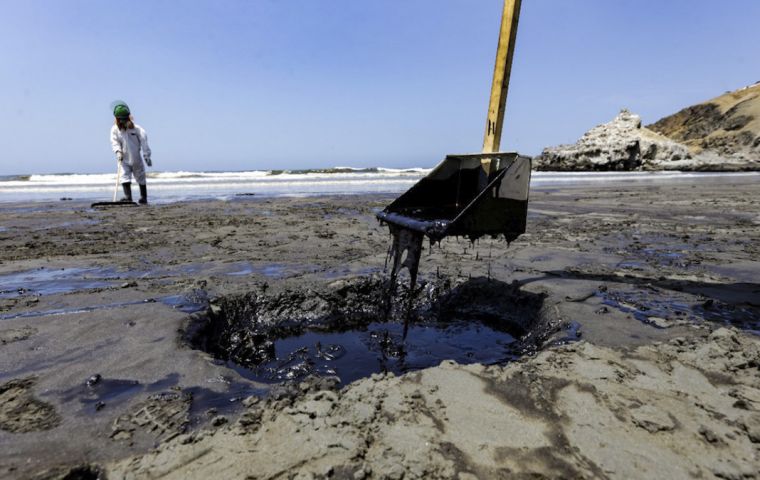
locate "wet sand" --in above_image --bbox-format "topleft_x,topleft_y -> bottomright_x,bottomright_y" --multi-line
1,178 -> 759,478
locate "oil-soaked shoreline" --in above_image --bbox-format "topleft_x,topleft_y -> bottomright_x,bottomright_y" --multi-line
1,178 -> 759,478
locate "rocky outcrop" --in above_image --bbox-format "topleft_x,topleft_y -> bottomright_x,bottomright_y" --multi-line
534,110 -> 692,171
648,81 -> 760,162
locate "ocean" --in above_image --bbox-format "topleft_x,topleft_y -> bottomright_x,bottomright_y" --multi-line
0,168 -> 758,203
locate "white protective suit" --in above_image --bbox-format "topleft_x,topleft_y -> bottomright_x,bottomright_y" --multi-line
110,124 -> 151,185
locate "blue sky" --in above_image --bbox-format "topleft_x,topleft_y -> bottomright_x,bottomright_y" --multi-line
1,0 -> 758,174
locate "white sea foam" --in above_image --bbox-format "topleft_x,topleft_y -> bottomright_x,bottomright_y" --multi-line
149,170 -> 272,179
0,168 -> 430,202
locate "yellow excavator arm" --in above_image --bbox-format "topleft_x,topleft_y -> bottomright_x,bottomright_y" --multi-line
482,0 -> 522,176
483,0 -> 522,154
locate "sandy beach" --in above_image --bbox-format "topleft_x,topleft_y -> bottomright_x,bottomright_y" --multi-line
1,177 -> 759,479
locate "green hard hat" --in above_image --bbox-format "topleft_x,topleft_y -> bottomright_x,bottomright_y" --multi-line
111,100 -> 131,119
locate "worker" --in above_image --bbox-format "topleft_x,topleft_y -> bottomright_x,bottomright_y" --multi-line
110,101 -> 152,204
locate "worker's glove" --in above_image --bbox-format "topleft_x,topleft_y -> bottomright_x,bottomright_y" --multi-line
144,157 -> 152,167
116,151 -> 123,162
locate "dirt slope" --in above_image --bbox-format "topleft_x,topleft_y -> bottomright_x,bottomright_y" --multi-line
648,82 -> 760,158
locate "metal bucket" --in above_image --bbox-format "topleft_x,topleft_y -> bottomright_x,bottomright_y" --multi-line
377,152 -> 531,243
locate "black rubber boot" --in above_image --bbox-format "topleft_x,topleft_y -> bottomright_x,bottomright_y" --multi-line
121,183 -> 132,202
138,184 -> 148,205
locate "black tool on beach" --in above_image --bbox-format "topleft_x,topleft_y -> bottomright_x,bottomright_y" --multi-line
377,0 -> 531,296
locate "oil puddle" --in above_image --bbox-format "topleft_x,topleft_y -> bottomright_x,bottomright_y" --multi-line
56,371 -> 260,425
0,266 -> 149,299
225,321 -> 519,385
225,263 -> 295,278
168,261 -> 314,279
320,266 -> 382,279
58,374 -> 179,414
226,265 -> 256,276
598,286 -> 760,333
186,276 -> 567,387
0,299 -> 151,321
160,289 -> 210,314
0,292 -> 207,321
617,249 -> 689,270
185,383 -> 266,425
65,378 -> 141,412
603,232 -> 716,272
546,321 -> 583,347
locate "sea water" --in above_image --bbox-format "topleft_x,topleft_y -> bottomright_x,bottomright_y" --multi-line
1,169 -> 758,203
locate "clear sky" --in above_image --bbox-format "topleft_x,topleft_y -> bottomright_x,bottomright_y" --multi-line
1,0 -> 758,175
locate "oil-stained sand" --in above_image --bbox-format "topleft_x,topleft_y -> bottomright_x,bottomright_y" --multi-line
0,177 -> 759,478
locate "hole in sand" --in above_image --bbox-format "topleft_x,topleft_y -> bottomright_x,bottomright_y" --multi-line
58,464 -> 104,480
186,276 -> 571,386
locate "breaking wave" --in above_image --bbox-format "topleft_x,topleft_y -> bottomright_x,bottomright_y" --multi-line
0,167 -> 432,203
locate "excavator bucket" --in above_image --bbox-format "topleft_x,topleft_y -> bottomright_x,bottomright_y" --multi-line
377,152 -> 531,244
377,152 -> 530,300
377,0 -> 526,301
